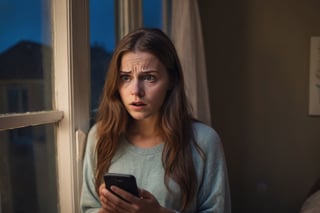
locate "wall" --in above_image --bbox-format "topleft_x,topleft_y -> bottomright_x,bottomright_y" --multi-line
198,1 -> 320,212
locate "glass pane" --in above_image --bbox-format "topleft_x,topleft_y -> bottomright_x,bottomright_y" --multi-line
0,124 -> 58,213
0,0 -> 52,114
90,0 -> 115,125
143,0 -> 163,29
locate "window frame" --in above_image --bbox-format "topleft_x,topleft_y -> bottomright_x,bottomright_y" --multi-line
52,0 -> 90,212
0,111 -> 63,130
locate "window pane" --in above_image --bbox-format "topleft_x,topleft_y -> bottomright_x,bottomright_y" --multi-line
0,124 -> 58,213
90,0 -> 115,125
143,0 -> 163,28
0,0 -> 52,114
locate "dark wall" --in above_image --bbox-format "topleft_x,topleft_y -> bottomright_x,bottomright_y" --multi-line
198,1 -> 320,212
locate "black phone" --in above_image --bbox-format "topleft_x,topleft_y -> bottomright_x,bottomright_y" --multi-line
103,173 -> 139,199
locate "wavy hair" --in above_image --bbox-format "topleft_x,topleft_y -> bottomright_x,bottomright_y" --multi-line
95,28 -> 203,211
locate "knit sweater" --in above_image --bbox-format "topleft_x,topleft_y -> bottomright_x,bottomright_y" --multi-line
80,122 -> 231,213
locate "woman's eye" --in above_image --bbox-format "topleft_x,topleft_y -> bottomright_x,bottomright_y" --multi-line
144,75 -> 156,82
120,75 -> 131,81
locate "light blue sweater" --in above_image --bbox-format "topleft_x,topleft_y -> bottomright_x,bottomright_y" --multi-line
80,122 -> 231,213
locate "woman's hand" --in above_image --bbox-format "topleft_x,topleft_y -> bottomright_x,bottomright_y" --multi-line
98,183 -> 174,213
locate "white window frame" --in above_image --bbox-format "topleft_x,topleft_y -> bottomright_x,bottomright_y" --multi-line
52,0 -> 90,212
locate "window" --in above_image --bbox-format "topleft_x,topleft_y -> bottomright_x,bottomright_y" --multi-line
0,0 -> 167,212
0,125 -> 57,213
143,0 -> 163,29
89,0 -> 115,125
0,0 -> 58,212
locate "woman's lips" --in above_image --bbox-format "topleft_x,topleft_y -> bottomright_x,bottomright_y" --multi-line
130,101 -> 146,110
131,101 -> 145,106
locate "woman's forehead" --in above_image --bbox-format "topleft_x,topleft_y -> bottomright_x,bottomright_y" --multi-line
120,51 -> 163,71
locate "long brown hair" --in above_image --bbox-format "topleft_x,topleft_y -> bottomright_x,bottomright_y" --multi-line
95,28 -> 203,211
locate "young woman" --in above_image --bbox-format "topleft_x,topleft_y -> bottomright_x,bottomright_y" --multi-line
80,28 -> 231,213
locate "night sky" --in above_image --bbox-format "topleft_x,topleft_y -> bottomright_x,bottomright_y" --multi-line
0,0 -> 162,53
0,0 -> 51,52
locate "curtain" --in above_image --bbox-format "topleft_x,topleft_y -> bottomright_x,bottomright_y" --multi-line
170,0 -> 211,125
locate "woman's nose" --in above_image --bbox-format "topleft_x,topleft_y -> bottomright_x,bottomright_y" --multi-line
131,80 -> 145,97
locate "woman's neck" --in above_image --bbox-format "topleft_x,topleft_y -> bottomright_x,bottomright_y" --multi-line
127,119 -> 163,148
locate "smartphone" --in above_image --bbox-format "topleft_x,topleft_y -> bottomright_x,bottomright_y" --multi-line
103,173 -> 139,199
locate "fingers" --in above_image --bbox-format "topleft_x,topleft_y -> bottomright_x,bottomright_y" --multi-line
98,184 -> 108,209
99,183 -> 115,210
101,187 -> 162,212
138,188 -> 154,199
110,186 -> 141,203
99,183 -> 106,196
99,184 -> 133,212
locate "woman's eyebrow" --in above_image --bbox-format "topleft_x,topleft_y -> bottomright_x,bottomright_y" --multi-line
140,69 -> 159,73
119,70 -> 132,73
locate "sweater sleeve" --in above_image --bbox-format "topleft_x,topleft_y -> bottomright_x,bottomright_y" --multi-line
80,125 -> 101,213
194,124 -> 231,213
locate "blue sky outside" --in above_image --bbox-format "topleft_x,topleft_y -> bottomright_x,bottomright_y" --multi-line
0,0 -> 162,53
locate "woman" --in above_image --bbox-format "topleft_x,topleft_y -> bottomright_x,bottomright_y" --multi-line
80,28 -> 231,213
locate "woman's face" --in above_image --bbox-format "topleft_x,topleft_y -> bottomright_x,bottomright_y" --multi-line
118,51 -> 170,123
